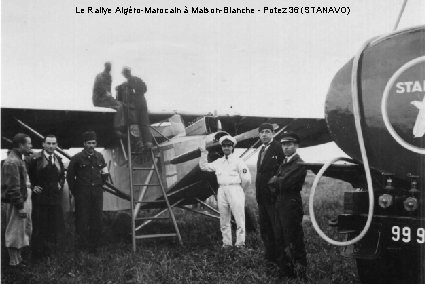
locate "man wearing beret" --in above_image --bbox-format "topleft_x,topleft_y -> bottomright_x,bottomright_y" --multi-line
199,135 -> 251,247
255,123 -> 284,265
66,131 -> 108,252
269,132 -> 307,279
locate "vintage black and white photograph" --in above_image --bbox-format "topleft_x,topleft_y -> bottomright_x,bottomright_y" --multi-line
1,0 -> 424,283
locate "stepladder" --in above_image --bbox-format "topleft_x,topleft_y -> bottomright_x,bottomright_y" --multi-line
125,132 -> 183,252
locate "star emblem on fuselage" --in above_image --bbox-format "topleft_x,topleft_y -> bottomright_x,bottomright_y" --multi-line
410,97 -> 425,137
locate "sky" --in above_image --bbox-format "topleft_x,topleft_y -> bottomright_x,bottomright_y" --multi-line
1,0 -> 424,118
1,0 -> 424,162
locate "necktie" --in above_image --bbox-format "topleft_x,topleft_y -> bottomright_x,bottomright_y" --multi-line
284,157 -> 288,164
48,155 -> 53,165
259,145 -> 266,165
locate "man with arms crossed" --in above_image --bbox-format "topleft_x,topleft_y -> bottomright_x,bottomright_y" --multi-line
269,132 -> 307,279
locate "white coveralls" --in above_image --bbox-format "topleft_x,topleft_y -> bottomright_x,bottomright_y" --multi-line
199,150 -> 251,246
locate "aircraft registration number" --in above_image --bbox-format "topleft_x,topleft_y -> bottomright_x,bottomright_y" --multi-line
391,226 -> 425,244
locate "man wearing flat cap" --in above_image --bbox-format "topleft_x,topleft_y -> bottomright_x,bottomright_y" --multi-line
122,67 -> 153,149
256,123 -> 284,266
269,131 -> 307,279
199,135 -> 251,247
66,131 -> 108,252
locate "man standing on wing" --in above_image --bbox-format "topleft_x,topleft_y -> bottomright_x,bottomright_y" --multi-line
199,135 -> 251,247
122,67 -> 153,148
255,123 -> 284,265
269,132 -> 307,279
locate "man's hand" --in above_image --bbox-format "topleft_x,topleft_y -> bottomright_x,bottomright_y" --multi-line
17,209 -> 28,218
33,186 -> 43,194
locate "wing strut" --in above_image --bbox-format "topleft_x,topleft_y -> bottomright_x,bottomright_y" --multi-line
14,118 -> 131,201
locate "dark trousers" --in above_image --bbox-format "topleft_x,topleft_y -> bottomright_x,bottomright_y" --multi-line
258,202 -> 277,262
275,196 -> 307,273
74,186 -> 103,249
31,202 -> 64,257
114,95 -> 151,144
134,96 -> 152,144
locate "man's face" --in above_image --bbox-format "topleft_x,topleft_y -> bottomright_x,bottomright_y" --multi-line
84,140 -> 97,153
281,141 -> 298,157
259,129 -> 273,145
20,137 -> 33,155
221,144 -> 233,156
43,137 -> 57,154
105,63 -> 111,72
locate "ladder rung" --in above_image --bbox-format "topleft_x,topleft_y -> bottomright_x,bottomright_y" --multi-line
134,200 -> 166,204
133,184 -> 161,187
136,216 -> 170,221
135,233 -> 177,240
133,167 -> 155,171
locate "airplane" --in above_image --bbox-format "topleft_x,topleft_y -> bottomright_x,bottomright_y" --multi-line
1,24 -> 422,284
1,106 -> 331,233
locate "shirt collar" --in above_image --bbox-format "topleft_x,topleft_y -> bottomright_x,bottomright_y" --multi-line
222,152 -> 237,161
83,149 -> 95,157
11,149 -> 23,160
43,150 -> 54,159
285,153 -> 297,163
262,141 -> 272,150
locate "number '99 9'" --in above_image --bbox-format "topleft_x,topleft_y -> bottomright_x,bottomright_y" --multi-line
391,226 -> 424,243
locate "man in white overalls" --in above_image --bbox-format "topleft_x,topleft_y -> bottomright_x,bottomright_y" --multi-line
199,135 -> 251,247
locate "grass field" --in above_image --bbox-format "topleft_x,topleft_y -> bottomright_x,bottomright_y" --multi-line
1,172 -> 361,284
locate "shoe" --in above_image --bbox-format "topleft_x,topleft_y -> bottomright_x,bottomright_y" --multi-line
9,262 -> 29,270
221,244 -> 232,249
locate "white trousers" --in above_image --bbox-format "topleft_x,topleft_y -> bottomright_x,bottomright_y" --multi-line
218,185 -> 245,246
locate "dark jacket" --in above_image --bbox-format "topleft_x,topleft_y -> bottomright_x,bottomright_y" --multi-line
128,76 -> 147,98
93,71 -> 112,96
256,140 -> 284,203
1,149 -> 28,209
66,150 -> 106,195
269,154 -> 307,197
28,151 -> 65,205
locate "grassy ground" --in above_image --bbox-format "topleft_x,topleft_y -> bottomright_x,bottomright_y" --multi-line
1,173 -> 360,284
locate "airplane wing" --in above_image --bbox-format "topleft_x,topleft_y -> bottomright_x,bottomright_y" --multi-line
2,107 -> 331,150
218,115 -> 331,148
1,107 -> 208,149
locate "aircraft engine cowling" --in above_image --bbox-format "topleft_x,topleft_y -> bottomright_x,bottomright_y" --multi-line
325,26 -> 425,183
170,131 -> 229,164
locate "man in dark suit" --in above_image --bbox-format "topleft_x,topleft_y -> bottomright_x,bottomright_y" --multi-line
28,134 -> 66,260
255,123 -> 284,265
269,132 -> 307,279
